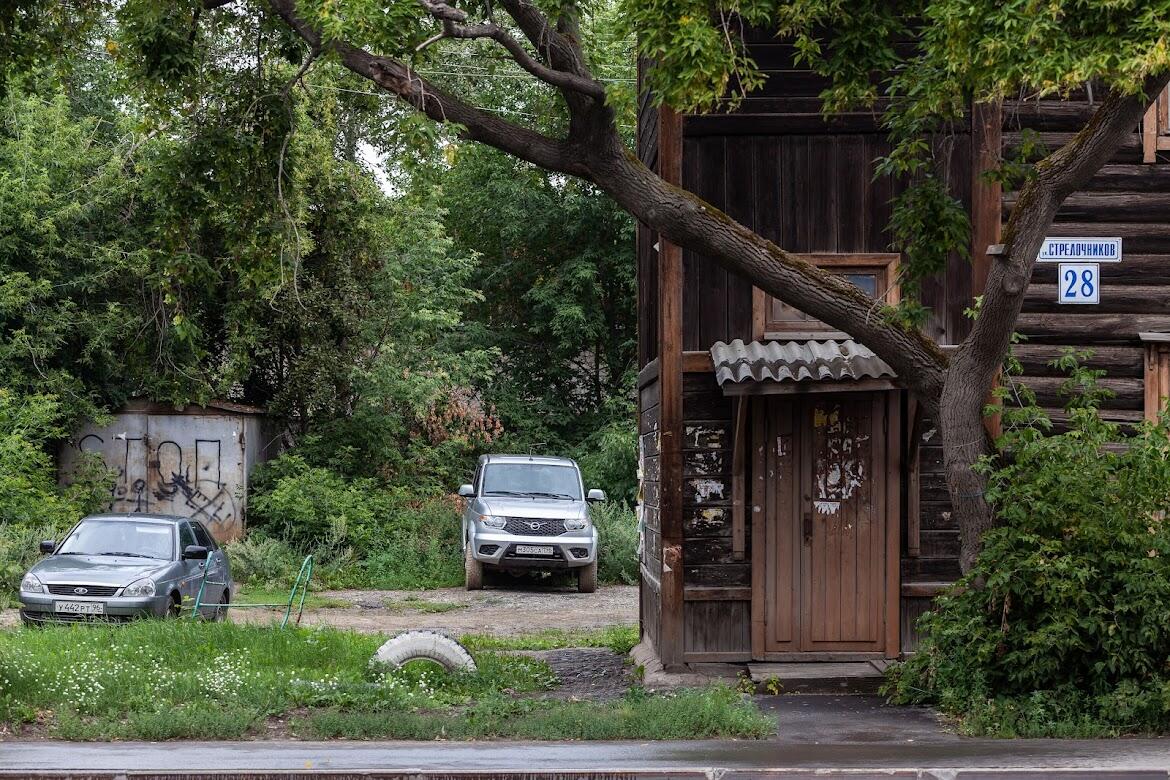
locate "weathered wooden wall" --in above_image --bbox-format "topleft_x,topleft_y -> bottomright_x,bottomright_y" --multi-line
638,363 -> 663,654
1007,98 -> 1170,430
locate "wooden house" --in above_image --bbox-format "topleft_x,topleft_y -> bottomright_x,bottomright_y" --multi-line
635,32 -> 1170,668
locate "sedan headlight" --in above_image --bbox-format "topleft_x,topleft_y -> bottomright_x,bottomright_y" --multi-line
19,573 -> 45,594
478,515 -> 506,529
123,578 -> 156,598
565,518 -> 588,531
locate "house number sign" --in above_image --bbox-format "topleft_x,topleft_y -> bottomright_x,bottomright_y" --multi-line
1038,237 -> 1122,305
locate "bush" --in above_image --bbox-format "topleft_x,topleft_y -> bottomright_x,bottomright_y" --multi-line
592,501 -> 638,585
242,454 -> 463,590
0,391 -> 108,604
887,356 -> 1170,736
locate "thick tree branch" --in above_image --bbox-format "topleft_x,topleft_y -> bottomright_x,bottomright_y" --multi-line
258,0 -> 949,404
264,0 -> 584,177
416,0 -> 606,99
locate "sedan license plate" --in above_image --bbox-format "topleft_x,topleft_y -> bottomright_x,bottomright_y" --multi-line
515,544 -> 554,556
54,601 -> 105,615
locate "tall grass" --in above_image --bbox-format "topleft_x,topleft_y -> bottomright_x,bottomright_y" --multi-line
0,622 -> 773,741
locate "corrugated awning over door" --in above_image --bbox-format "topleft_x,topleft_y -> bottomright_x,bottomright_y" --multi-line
710,339 -> 896,390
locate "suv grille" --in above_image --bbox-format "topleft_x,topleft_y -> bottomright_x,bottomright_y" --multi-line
503,518 -> 567,536
46,584 -> 120,597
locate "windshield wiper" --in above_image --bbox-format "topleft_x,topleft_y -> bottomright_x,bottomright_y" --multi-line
97,551 -> 157,559
482,490 -> 530,497
523,491 -> 576,500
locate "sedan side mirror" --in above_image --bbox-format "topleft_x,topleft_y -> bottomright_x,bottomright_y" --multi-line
39,540 -> 55,555
457,484 -> 475,498
182,544 -> 210,561
586,489 -> 607,503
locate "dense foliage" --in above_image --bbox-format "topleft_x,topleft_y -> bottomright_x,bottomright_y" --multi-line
0,3 -> 640,595
888,356 -> 1170,736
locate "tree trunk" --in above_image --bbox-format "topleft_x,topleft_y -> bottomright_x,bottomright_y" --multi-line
939,363 -> 995,574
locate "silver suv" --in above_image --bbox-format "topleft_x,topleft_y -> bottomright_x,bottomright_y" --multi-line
458,455 -> 605,593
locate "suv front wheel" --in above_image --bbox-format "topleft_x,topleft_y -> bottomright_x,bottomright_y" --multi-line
465,545 -> 484,590
576,559 -> 597,594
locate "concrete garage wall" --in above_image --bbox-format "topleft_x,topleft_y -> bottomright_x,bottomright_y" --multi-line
58,401 -> 279,542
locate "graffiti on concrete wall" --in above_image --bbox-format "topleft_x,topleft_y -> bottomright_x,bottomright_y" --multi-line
66,415 -> 248,540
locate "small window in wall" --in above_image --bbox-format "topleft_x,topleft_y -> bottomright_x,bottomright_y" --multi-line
760,253 -> 900,341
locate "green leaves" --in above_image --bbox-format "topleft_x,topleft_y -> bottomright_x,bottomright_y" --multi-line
889,357 -> 1170,737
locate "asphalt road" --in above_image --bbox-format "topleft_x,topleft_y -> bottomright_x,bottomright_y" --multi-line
3,699 -> 1170,776
3,737 -> 1170,775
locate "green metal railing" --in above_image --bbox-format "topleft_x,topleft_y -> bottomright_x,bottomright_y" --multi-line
190,555 -> 314,629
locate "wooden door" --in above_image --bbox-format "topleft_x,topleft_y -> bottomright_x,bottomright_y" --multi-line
758,394 -> 891,657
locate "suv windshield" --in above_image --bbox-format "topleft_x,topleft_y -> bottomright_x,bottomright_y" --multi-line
57,519 -> 175,560
481,464 -> 581,500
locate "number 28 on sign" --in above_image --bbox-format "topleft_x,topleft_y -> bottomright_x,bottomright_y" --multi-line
1058,263 -> 1099,305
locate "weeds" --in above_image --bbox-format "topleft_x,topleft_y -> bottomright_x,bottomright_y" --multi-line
0,621 -> 769,741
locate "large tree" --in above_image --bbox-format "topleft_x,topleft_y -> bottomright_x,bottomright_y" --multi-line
35,0 -> 1170,569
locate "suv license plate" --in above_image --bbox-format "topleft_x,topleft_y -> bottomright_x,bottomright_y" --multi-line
515,545 -> 554,556
54,601 -> 105,615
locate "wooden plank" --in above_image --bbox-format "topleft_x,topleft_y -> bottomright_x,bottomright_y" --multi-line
682,449 -> 728,477
731,398 -> 747,561
1005,191 -> 1170,223
1018,375 -> 1145,410
1013,345 -> 1144,378
906,398 -> 923,558
637,359 -> 660,389
722,378 -> 900,396
1146,344 -> 1162,422
684,586 -> 752,602
683,536 -> 741,565
1084,164 -> 1170,193
973,101 -> 1002,297
682,351 -> 714,373
1016,314 -> 1170,343
684,505 -> 730,537
886,394 -> 902,658
657,105 -> 685,667
1031,255 -> 1170,285
750,398 -> 767,659
684,564 -> 751,586
1145,101 -> 1159,164
1024,285 -> 1170,315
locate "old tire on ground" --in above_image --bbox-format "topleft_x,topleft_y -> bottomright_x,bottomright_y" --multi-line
464,546 -> 483,591
577,559 -> 598,593
373,630 -> 477,673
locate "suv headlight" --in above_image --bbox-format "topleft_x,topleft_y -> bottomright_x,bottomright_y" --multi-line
565,518 -> 588,531
19,573 -> 45,594
478,515 -> 506,529
123,578 -> 156,598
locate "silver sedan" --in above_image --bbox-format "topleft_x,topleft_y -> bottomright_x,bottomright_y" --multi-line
18,514 -> 232,625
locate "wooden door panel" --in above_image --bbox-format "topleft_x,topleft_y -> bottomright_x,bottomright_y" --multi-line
764,398 -> 799,651
800,397 -> 885,651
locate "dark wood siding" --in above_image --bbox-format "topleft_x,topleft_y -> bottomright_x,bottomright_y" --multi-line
1007,98 -> 1170,430
639,370 -> 663,654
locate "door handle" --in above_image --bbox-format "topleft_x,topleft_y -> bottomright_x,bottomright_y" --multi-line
803,512 -> 813,544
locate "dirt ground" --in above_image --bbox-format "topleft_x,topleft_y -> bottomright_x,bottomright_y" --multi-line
0,584 -> 638,635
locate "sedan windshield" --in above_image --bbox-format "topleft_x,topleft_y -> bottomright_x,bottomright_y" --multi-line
482,464 -> 581,500
57,520 -> 175,560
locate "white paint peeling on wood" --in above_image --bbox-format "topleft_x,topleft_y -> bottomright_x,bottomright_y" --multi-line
815,500 -> 841,515
691,478 -> 726,501
922,427 -> 937,442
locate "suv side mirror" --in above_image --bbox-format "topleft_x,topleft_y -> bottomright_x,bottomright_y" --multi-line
457,484 -> 475,498
182,544 -> 210,561
586,489 -> 607,503
39,540 -> 55,555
